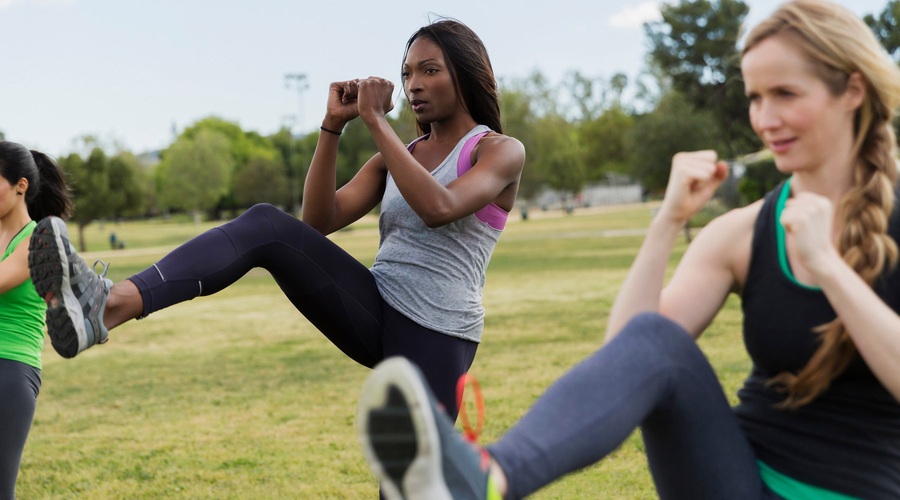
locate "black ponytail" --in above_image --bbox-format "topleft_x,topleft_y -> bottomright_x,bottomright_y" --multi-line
0,141 -> 73,221
28,150 -> 73,221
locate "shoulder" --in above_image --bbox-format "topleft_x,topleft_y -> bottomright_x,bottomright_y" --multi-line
693,200 -> 764,289
473,132 -> 525,170
708,199 -> 763,234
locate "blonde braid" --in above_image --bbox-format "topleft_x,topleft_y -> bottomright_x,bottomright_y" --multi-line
744,0 -> 900,408
772,119 -> 899,408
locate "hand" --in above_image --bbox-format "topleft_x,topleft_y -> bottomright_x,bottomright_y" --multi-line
658,150 -> 729,224
780,192 -> 840,276
324,79 -> 362,128
356,77 -> 395,122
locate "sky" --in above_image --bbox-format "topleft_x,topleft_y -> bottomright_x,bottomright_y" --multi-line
0,0 -> 891,156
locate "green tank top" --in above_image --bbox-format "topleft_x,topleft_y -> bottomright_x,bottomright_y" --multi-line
0,220 -> 45,369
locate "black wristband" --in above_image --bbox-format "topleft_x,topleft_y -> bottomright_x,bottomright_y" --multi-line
320,125 -> 342,136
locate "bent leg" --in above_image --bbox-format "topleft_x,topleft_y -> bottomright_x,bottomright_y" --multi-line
0,359 -> 41,500
488,313 -> 763,500
130,204 -> 386,367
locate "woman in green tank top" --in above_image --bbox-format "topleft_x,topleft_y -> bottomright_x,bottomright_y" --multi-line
0,141 -> 72,500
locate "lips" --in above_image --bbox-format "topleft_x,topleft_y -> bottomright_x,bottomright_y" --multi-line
409,99 -> 427,112
767,137 -> 797,154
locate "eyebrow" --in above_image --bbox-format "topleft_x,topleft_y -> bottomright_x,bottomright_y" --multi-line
403,58 -> 442,68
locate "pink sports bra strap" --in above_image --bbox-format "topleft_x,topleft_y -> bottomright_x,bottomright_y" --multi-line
457,131 -> 491,177
457,131 -> 508,231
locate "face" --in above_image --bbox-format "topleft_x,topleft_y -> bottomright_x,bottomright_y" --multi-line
741,35 -> 862,176
402,37 -> 460,124
0,176 -> 21,219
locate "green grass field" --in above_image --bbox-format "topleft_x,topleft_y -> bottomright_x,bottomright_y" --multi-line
18,204 -> 750,499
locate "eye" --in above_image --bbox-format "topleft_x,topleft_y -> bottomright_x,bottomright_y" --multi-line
776,88 -> 795,98
400,71 -> 410,80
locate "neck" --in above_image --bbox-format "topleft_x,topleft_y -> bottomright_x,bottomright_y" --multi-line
425,114 -> 479,143
0,205 -> 32,235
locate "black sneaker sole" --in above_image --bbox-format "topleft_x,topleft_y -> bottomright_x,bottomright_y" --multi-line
358,358 -> 452,500
28,218 -> 80,358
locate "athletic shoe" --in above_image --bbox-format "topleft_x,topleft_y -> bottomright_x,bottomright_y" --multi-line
28,216 -> 112,358
357,357 -> 492,500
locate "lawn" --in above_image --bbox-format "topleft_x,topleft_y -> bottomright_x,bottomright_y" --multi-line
18,204 -> 750,499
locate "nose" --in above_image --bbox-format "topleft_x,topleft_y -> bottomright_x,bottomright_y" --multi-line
405,72 -> 422,95
751,99 -> 781,132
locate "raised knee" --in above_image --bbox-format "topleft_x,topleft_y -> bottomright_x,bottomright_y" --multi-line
619,313 -> 693,347
244,203 -> 280,218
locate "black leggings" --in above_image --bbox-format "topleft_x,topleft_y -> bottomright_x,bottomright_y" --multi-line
0,358 -> 41,500
129,204 -> 478,418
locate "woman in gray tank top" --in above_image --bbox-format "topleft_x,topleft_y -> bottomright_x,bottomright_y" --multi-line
28,19 -> 526,486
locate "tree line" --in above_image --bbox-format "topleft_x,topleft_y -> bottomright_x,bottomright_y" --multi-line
4,0 -> 899,250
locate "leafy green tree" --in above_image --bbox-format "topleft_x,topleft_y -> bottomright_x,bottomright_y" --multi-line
645,0 -> 756,156
627,91 -> 719,193
233,154 -> 289,208
539,116 -> 586,210
177,117 -> 281,216
499,84 -> 543,206
579,105 -> 635,181
738,159 -> 787,203
864,1 -> 900,61
107,152 -> 148,218
159,129 -> 233,223
59,148 -> 111,251
336,119 -> 378,188
0,130 -> 5,141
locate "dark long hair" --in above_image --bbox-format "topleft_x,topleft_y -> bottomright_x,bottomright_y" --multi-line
403,18 -> 503,136
0,141 -> 73,221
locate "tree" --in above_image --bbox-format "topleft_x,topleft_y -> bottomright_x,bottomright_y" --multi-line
0,130 -> 5,141
499,83 -> 543,205
178,117 -> 281,216
60,148 -> 111,251
539,115 -> 586,210
627,91 -> 720,193
645,0 -> 756,156
233,154 -> 289,208
864,1 -> 900,61
107,152 -> 148,218
159,129 -> 233,223
578,104 -> 635,181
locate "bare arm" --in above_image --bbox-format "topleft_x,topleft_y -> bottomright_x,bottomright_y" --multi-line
301,80 -> 387,235
605,151 -> 730,342
356,78 -> 525,227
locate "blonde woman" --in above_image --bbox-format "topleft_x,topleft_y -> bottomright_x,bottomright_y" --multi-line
357,1 -> 900,498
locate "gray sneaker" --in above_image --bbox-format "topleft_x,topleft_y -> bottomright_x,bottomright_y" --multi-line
28,216 -> 112,358
357,357 -> 491,500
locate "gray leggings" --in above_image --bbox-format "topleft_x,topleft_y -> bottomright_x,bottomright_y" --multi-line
488,313 -> 778,500
0,358 -> 40,500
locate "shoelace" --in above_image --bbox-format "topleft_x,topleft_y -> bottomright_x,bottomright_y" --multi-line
92,259 -> 110,278
456,373 -> 491,470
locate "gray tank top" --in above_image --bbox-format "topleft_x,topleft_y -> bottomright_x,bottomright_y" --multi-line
370,124 -> 507,342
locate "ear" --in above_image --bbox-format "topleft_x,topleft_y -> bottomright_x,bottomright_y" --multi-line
16,178 -> 28,195
844,72 -> 866,111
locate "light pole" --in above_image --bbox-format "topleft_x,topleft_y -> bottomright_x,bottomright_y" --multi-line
281,114 -> 297,217
284,73 -> 308,216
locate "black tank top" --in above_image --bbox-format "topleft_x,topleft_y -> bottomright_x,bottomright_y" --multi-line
735,180 -> 900,498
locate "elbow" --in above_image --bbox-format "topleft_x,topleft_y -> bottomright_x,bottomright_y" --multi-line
419,204 -> 456,229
